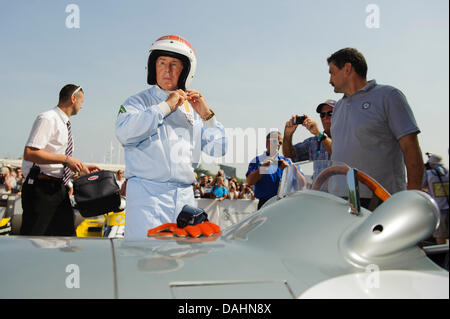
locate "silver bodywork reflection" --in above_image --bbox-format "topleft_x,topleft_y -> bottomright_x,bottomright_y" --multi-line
0,161 -> 448,299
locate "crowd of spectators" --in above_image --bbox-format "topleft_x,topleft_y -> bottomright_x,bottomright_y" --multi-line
1,166 -> 128,200
0,166 -> 24,195
2,164 -> 256,203
193,169 -> 256,201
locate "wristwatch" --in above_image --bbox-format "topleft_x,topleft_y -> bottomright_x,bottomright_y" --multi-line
318,131 -> 328,143
202,109 -> 215,121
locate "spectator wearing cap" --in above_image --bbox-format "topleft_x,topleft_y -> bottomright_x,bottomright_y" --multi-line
283,99 -> 335,162
422,153 -> 449,245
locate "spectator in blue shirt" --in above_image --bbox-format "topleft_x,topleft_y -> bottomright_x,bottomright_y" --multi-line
246,131 -> 292,209
211,176 -> 228,201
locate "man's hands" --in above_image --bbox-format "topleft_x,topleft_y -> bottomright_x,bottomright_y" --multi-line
166,89 -> 188,111
283,114 -> 319,159
285,114 -> 320,137
284,115 -> 300,138
24,147 -> 101,177
66,157 -> 100,175
278,159 -> 290,169
186,89 -> 212,119
260,158 -> 289,170
84,164 -> 101,174
165,89 -> 213,120
302,116 -> 320,137
66,156 -> 84,174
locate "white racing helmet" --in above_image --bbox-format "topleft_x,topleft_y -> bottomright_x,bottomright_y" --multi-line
147,35 -> 197,91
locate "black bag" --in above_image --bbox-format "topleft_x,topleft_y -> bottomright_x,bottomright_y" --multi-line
73,170 -> 121,217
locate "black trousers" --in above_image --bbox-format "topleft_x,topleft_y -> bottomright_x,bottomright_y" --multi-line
360,197 -> 382,211
20,179 -> 75,236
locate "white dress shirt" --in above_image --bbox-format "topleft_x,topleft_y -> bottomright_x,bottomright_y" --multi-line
22,106 -> 71,178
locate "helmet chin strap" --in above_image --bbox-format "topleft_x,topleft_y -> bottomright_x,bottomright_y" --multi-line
158,86 -> 192,113
157,85 -> 176,95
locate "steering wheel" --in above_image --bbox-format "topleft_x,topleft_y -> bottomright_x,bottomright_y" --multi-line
311,166 -> 391,202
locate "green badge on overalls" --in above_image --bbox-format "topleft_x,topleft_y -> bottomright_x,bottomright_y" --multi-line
118,105 -> 127,114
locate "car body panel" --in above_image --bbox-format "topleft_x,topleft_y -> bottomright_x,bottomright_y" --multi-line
0,237 -> 116,298
1,161 -> 448,298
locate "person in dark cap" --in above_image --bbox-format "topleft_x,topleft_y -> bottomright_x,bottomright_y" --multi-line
283,99 -> 335,162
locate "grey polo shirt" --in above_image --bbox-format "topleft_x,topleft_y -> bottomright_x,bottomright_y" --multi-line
330,80 -> 420,197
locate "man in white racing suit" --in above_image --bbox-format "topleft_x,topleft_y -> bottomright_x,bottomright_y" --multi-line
115,35 -> 227,239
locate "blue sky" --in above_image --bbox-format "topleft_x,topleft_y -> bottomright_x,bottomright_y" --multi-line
0,0 -> 448,178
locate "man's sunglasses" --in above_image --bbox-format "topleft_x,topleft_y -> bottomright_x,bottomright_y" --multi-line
320,111 -> 333,118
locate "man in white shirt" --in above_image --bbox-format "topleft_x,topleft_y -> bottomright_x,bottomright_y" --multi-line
115,35 -> 227,239
21,84 -> 99,236
115,169 -> 125,189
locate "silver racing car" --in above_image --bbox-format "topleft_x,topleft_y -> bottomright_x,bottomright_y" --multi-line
0,160 -> 448,298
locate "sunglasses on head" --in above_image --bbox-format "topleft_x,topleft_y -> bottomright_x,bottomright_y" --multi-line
71,86 -> 82,97
320,111 -> 333,118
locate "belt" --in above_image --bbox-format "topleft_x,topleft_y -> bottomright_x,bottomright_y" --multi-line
37,174 -> 63,182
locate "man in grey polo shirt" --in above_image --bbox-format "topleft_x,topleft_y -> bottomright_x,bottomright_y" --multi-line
326,48 -> 424,208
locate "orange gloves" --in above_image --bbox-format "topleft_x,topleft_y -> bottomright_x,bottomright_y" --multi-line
147,221 -> 220,239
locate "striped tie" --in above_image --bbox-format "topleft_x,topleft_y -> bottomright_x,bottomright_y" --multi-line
62,121 -> 73,185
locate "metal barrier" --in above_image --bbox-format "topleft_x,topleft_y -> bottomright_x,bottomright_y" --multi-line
1,194 -> 258,236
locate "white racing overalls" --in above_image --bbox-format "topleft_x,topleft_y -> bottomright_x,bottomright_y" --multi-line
115,85 -> 227,239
